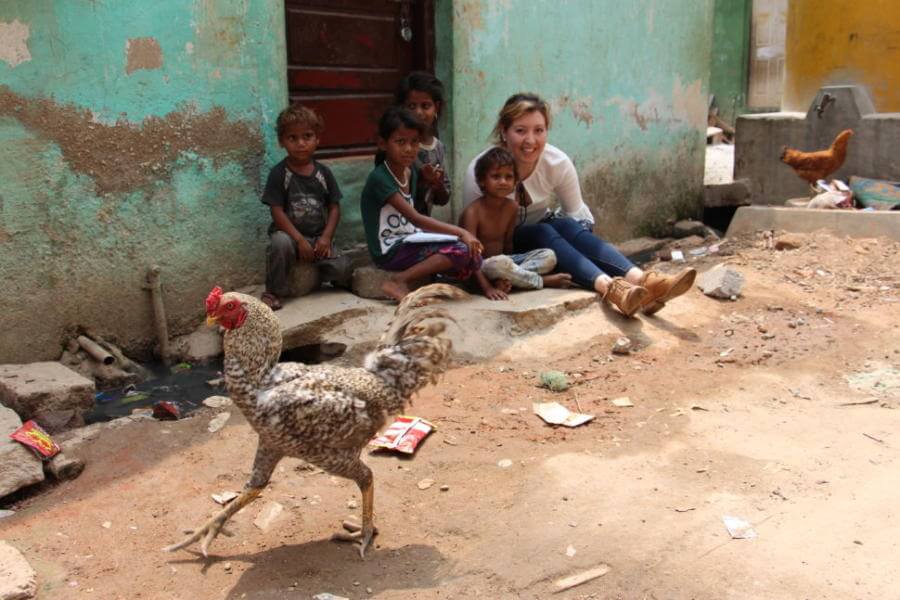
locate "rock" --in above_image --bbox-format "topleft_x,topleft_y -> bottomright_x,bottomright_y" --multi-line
32,409 -> 82,434
313,594 -> 349,600
0,362 -> 95,424
0,540 -> 37,600
170,325 -> 222,363
697,265 -> 744,299
45,452 -> 85,481
614,237 -> 671,261
202,396 -> 232,409
0,406 -> 44,499
211,491 -> 239,505
286,261 -> 322,298
774,234 -> 803,250
352,266 -> 428,300
0,511 -> 13,520
611,337 -> 632,355
207,412 -> 231,433
671,235 -> 706,249
253,501 -> 285,531
440,484 -> 450,491
672,220 -> 707,239
417,478 -> 435,490
497,459 -> 513,468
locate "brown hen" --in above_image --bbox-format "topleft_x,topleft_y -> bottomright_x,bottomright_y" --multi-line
164,283 -> 467,558
780,129 -> 854,185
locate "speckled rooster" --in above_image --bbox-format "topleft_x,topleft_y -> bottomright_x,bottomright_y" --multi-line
164,284 -> 466,558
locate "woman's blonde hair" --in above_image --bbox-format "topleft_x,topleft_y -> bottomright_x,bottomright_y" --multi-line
491,93 -> 552,144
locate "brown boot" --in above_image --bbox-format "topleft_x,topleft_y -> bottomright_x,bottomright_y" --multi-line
602,278 -> 649,317
639,268 -> 697,315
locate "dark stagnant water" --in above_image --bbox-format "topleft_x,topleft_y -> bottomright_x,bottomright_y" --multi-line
85,343 -> 347,424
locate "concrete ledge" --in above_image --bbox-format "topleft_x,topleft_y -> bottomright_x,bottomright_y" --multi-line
726,206 -> 900,240
275,287 -> 599,361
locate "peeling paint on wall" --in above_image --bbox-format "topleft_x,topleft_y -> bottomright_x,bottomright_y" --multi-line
126,37 -> 163,74
555,95 -> 596,127
0,20 -> 31,67
0,86 -> 263,195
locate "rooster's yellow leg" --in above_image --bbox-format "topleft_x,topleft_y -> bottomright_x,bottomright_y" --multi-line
163,486 -> 264,556
332,462 -> 377,558
163,445 -> 282,557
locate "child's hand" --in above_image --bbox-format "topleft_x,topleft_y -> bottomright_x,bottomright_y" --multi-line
313,236 -> 333,259
460,232 -> 483,258
296,237 -> 315,262
421,163 -> 444,189
483,286 -> 508,301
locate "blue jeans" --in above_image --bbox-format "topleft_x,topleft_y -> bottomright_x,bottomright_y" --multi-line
512,217 -> 635,289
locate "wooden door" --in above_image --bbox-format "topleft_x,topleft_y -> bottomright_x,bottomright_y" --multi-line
285,0 -> 435,157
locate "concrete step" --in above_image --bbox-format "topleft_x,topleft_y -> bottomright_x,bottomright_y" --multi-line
726,206 -> 900,240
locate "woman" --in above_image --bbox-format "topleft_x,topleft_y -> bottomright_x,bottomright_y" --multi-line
463,93 -> 695,317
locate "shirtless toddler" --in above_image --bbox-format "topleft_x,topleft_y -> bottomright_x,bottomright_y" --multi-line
460,147 -> 572,300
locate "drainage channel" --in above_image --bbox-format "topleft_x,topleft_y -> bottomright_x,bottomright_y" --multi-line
84,343 -> 348,424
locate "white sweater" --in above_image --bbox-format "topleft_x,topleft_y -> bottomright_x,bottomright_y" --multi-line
463,143 -> 595,225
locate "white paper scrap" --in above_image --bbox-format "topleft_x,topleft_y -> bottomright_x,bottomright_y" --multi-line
533,402 -> 594,427
723,515 -> 757,539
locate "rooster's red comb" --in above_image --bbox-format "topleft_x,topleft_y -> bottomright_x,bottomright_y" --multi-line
206,286 -> 224,314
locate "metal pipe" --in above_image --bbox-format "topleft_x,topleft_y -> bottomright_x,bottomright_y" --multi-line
77,335 -> 115,365
145,265 -> 171,365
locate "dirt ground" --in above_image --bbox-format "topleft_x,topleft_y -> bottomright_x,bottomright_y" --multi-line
2,231 -> 899,600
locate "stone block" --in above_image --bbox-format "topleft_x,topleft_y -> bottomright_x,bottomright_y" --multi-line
286,262 -> 321,298
0,406 -> 44,499
0,541 -> 37,600
704,179 -> 751,208
351,266 -> 429,300
0,362 -> 95,422
697,264 -> 744,299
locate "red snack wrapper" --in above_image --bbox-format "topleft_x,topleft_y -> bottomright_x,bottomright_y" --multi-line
369,416 -> 434,455
10,420 -> 61,459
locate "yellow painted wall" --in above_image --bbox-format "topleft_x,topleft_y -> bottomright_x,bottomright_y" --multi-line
783,0 -> 900,112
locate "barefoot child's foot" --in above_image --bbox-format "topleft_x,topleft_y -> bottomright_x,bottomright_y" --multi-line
381,278 -> 410,303
542,273 -> 573,288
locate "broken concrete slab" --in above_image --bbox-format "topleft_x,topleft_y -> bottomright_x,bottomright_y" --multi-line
0,540 -> 37,600
697,265 -> 744,299
704,179 -> 751,208
0,362 -> 95,423
0,406 -> 44,499
727,206 -> 900,241
276,287 -> 598,362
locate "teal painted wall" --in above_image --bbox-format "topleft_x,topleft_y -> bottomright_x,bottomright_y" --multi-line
447,0 -> 714,241
0,1 -> 289,362
710,0 -> 751,125
0,0 -> 714,363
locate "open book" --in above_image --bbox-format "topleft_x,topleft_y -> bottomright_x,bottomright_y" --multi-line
403,232 -> 459,244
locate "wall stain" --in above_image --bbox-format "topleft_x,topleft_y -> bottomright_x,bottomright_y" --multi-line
555,95 -> 596,127
125,37 -> 163,74
0,86 -> 263,195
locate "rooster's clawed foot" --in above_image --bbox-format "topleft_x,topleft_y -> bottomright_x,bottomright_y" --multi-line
331,520 -> 378,558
